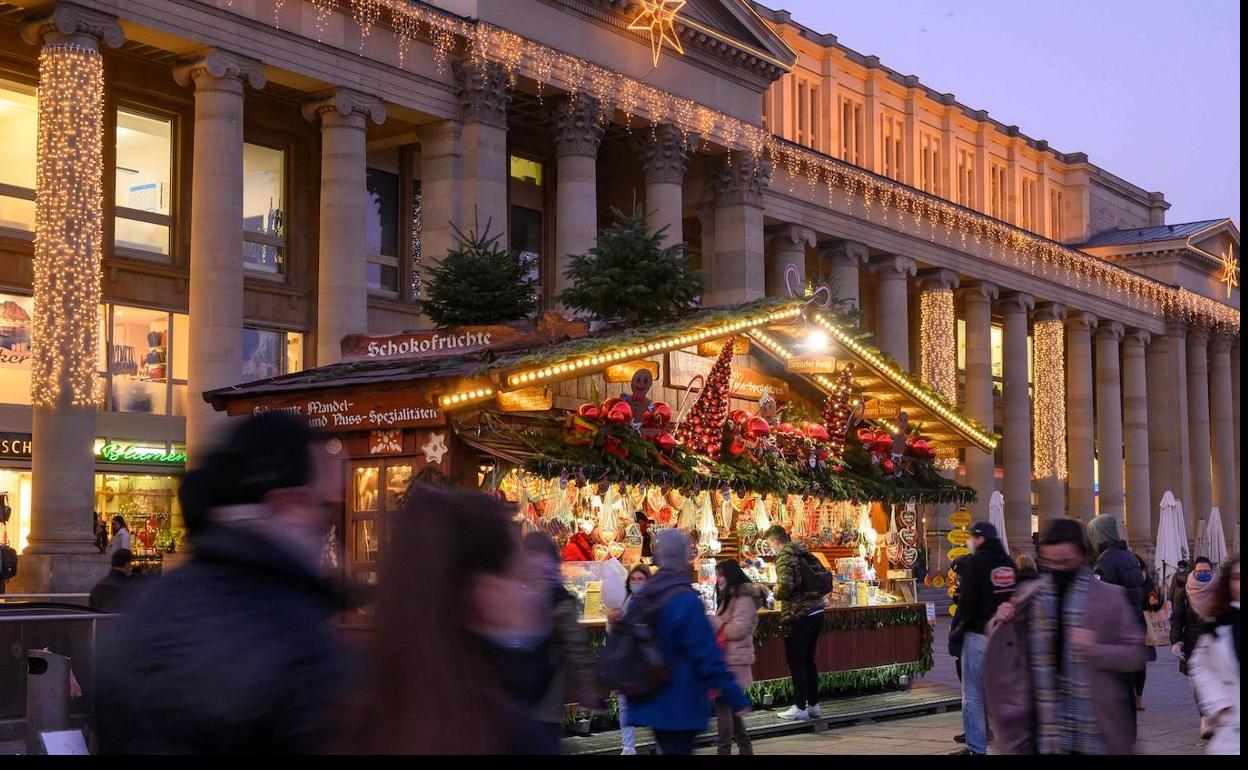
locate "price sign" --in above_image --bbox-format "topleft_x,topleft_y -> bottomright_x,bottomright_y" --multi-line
949,510 -> 972,528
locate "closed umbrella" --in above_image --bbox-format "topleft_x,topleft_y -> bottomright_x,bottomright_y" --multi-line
1206,507 -> 1228,565
1154,491 -> 1190,589
988,490 -> 1008,555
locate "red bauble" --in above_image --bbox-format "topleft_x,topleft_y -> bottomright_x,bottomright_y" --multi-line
881,459 -> 895,474
857,428 -> 875,446
874,436 -> 894,454
606,402 -> 633,424
650,402 -> 673,427
655,433 -> 677,453
730,409 -> 750,426
805,424 -> 830,442
746,416 -> 771,439
728,438 -> 746,457
578,403 -> 601,421
601,396 -> 623,413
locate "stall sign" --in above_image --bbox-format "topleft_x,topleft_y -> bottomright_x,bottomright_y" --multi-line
666,350 -> 789,401
785,354 -> 839,374
949,510 -> 972,528
696,338 -> 749,357
236,391 -> 446,431
603,360 -> 659,384
496,386 -> 554,412
947,529 -> 970,547
934,444 -> 959,459
863,399 -> 901,420
0,432 -> 32,459
340,314 -> 589,364
1,434 -> 185,465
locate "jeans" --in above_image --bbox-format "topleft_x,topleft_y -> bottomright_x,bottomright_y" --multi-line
618,695 -> 635,752
715,697 -> 753,755
653,729 -> 698,755
961,630 -> 989,755
784,611 -> 823,709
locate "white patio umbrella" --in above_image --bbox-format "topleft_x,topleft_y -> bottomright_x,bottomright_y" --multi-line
1206,507 -> 1229,565
1154,491 -> 1190,588
988,490 -> 1008,555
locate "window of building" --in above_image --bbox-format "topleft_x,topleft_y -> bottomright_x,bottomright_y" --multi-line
809,86 -> 820,152
114,108 -> 174,259
509,153 -> 545,302
241,327 -> 304,383
0,291 -> 34,404
365,167 -> 400,295
1050,189 -> 1065,240
796,80 -> 807,147
243,142 -> 287,275
0,78 -> 37,234
956,147 -> 974,207
509,155 -> 543,186
920,133 -> 941,195
839,97 -> 863,165
1020,175 -> 1039,232
956,319 -> 1007,398
881,114 -> 904,182
103,305 -> 188,416
990,162 -> 1008,219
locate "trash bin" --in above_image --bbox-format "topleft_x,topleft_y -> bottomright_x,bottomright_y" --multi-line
26,650 -> 72,754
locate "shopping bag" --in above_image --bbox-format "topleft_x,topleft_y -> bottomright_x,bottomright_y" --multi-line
1143,609 -> 1170,646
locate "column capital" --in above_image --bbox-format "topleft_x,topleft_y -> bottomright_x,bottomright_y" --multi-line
21,2 -> 123,49
999,291 -> 1035,313
917,268 -> 959,292
870,254 -> 918,278
638,123 -> 692,184
1165,317 -> 1188,339
821,240 -> 870,267
417,118 -> 463,147
302,88 -> 386,126
1123,328 -> 1151,348
452,57 -> 512,128
173,49 -> 266,91
711,153 -> 771,207
1210,332 -> 1236,355
1095,320 -> 1125,342
956,281 -> 998,303
551,93 -> 606,158
1065,309 -> 1098,331
1187,322 -> 1211,347
765,224 -> 816,249
1032,302 -> 1068,323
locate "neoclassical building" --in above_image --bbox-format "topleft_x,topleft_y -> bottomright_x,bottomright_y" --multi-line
0,0 -> 1237,590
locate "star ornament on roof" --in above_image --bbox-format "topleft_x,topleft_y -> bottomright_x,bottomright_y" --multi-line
628,0 -> 686,68
1216,244 -> 1239,298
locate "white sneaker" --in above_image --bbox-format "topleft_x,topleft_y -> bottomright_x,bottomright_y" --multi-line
808,703 -> 823,719
620,747 -> 637,755
777,705 -> 809,721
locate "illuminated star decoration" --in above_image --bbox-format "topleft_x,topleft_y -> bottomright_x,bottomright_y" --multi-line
421,432 -> 449,465
628,0 -> 686,68
1216,245 -> 1239,298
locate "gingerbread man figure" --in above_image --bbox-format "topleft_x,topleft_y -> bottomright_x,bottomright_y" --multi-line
623,367 -> 654,428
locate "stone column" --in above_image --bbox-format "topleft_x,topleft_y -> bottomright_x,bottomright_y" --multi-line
918,269 -> 959,529
1234,343 -> 1241,551
552,94 -> 605,296
1145,334 -> 1172,517
1032,303 -> 1068,529
174,50 -> 266,463
1209,333 -> 1237,538
706,154 -> 770,305
453,58 -> 511,243
416,120 -> 463,301
304,90 -> 385,365
821,240 -> 869,311
16,4 -> 123,591
959,282 -> 998,520
1095,321 -> 1125,523
1065,311 -> 1097,520
639,123 -> 689,248
1001,292 -> 1035,549
1187,324 -> 1213,533
766,225 -> 815,297
870,255 -> 917,371
1122,329 -> 1152,549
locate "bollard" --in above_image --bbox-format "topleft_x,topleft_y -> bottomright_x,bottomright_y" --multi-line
26,650 -> 72,755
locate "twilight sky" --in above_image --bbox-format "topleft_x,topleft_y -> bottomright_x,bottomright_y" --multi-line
769,0 -> 1241,228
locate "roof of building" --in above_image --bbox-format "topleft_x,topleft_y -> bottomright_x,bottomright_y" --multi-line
1081,219 -> 1230,248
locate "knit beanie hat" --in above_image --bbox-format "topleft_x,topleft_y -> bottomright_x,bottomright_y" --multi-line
653,528 -> 691,568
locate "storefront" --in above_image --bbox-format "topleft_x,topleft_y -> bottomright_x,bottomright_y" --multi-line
205,297 -> 995,712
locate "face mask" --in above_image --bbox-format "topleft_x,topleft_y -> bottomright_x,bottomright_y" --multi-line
1195,572 -> 1213,583
628,583 -> 642,594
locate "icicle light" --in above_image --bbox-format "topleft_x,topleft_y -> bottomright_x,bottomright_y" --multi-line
919,285 -> 958,470
1032,319 -> 1067,480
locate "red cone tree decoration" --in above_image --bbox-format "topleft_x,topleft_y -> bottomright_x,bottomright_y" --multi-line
677,338 -> 735,459
821,362 -> 856,461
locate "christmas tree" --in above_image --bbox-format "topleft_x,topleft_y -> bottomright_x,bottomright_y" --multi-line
677,339 -> 734,458
821,362 -> 856,460
420,220 -> 538,326
559,206 -> 706,324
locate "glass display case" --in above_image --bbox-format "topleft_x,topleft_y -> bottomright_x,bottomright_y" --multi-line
561,561 -> 609,620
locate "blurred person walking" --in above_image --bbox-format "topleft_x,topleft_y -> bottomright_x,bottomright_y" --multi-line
89,548 -> 135,613
607,564 -> 651,755
1015,554 -> 1039,584
709,559 -> 766,755
1088,515 -> 1152,710
1189,555 -> 1240,755
984,519 -> 1151,754
97,413 -> 351,754
1172,556 -> 1217,738
765,524 -> 830,721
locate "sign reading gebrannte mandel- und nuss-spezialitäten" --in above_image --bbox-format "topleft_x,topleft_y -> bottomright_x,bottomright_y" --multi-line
229,391 -> 446,432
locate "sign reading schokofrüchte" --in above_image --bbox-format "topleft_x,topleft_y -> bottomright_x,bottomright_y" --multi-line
339,315 -> 589,364
229,391 -> 446,432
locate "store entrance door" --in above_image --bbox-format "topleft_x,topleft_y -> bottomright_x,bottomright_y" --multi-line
345,459 -> 414,586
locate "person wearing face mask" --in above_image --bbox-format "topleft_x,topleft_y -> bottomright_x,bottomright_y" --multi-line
709,559 -> 768,755
608,564 -> 651,755
1189,555 -> 1240,755
983,518 -> 1151,755
97,412 -> 354,754
1172,556 -> 1218,738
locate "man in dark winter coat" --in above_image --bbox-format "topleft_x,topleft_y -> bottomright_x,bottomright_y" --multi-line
89,548 -> 135,613
952,521 -> 1016,756
1088,515 -> 1146,614
97,413 -> 352,754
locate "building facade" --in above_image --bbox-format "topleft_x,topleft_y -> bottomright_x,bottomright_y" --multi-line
0,0 -> 1237,590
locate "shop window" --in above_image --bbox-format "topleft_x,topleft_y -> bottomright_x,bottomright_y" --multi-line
114,108 -> 173,258
509,155 -> 542,186
365,167 -> 400,295
0,292 -> 33,405
97,305 -> 188,415
243,142 -> 286,275
242,327 -> 304,382
0,77 -> 37,234
348,458 -> 414,585
0,468 -> 32,553
94,471 -> 184,570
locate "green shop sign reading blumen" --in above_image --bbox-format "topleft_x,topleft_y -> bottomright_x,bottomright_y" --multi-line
96,443 -> 186,465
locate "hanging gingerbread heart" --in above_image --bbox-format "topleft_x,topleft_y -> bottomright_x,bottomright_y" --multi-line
899,509 -> 917,529
899,528 -> 918,548
901,546 -> 918,567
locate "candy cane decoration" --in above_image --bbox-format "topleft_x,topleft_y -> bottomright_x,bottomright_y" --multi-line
674,373 -> 706,425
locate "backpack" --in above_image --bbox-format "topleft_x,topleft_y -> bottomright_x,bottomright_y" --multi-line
797,551 -> 833,595
598,584 -> 688,701
0,544 -> 16,581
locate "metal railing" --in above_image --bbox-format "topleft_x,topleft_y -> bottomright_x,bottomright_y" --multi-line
0,610 -> 119,721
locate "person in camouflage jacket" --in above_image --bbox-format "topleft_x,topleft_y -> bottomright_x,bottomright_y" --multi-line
765,526 -> 827,720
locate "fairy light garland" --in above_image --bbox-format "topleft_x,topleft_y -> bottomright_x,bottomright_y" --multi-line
32,44 -> 104,408
918,286 -> 958,470
254,0 -> 1237,330
1032,319 -> 1067,480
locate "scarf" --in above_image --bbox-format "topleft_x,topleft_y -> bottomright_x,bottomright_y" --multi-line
1185,572 -> 1219,621
1027,569 -> 1102,755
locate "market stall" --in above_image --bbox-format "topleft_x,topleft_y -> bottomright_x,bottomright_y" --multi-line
205,296 -> 995,711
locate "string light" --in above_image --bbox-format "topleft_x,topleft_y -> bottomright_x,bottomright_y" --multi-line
1032,319 -> 1067,480
439,387 -> 495,408
32,44 -> 104,408
919,285 -> 958,470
